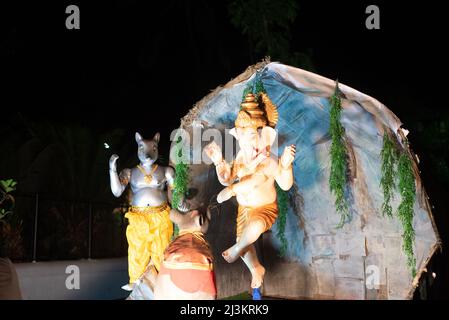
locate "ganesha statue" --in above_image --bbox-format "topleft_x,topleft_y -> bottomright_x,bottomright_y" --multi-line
205,92 -> 295,297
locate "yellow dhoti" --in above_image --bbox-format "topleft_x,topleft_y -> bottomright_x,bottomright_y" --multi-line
124,202 -> 173,284
236,201 -> 278,240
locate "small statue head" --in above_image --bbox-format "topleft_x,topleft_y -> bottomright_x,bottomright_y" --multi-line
135,132 -> 160,164
229,92 -> 278,156
169,208 -> 211,234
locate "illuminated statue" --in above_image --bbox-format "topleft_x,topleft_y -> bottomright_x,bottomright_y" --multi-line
205,93 -> 296,296
109,132 -> 176,291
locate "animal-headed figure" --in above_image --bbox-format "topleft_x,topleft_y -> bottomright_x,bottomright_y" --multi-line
205,92 -> 296,297
109,132 -> 175,291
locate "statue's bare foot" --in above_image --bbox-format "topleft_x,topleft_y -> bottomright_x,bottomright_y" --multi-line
250,265 -> 266,289
222,244 -> 241,263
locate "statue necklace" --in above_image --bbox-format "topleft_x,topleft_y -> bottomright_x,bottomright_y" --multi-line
137,163 -> 159,184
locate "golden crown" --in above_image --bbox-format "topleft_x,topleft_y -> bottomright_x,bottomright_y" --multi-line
235,92 -> 279,129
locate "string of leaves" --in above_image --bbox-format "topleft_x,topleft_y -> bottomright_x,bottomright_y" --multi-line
380,132 -> 397,217
328,81 -> 349,227
397,151 -> 417,277
380,131 -> 417,277
254,77 -> 265,96
275,183 -> 289,256
171,136 -> 189,238
242,73 -> 266,101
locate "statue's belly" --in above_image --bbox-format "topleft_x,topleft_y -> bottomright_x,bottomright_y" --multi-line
132,187 -> 167,207
236,182 -> 277,207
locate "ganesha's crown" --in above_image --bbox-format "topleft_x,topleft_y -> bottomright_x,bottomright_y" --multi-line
235,92 -> 279,129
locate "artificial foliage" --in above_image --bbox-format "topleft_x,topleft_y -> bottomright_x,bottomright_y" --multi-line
171,136 -> 189,238
380,132 -> 397,217
397,151 -> 417,277
275,183 -> 289,257
328,81 -> 350,227
379,131 -> 417,276
0,179 -> 17,220
254,77 -> 266,96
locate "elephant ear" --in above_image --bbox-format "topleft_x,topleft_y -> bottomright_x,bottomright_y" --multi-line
229,127 -> 238,139
260,126 -> 277,149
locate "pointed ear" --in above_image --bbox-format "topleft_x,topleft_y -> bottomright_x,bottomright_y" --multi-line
229,127 -> 238,139
135,132 -> 143,143
153,132 -> 160,144
260,126 -> 277,148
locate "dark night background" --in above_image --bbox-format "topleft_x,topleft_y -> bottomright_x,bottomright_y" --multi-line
1,1 -> 448,299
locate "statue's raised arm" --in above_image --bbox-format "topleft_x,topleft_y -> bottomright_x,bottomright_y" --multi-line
204,141 -> 236,186
109,154 -> 130,197
275,144 -> 296,191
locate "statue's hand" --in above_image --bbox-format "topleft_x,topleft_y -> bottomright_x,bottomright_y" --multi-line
204,141 -> 223,165
109,154 -> 119,171
280,145 -> 296,169
217,186 -> 235,204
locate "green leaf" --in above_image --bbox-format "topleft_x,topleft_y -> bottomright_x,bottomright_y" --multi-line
275,183 -> 289,257
328,81 -> 350,226
254,78 -> 266,96
172,139 -> 189,210
396,152 -> 417,277
380,132 -> 398,218
0,209 -> 9,220
0,179 -> 17,193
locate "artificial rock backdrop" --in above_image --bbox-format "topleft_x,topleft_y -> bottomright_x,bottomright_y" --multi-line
170,61 -> 439,299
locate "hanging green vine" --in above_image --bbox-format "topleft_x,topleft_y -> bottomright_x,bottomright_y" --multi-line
171,135 -> 189,238
254,77 -> 266,96
275,183 -> 289,257
380,131 -> 397,217
379,131 -> 417,277
328,81 -> 349,227
397,151 -> 417,277
172,136 -> 189,208
242,74 -> 266,102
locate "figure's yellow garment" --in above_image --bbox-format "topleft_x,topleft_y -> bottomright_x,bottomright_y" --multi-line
236,201 -> 278,239
124,202 -> 173,284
